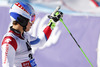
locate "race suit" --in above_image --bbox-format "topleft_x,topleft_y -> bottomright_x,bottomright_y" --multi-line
1,26 -> 52,67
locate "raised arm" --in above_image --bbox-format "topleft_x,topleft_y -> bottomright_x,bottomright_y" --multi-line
29,11 -> 63,47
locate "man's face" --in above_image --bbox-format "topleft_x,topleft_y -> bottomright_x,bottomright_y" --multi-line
25,21 -> 34,32
25,14 -> 35,32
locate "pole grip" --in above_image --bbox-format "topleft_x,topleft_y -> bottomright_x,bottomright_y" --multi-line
51,6 -> 61,16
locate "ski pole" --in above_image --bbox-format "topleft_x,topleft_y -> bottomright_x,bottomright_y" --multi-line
59,18 -> 94,67
49,6 -> 93,67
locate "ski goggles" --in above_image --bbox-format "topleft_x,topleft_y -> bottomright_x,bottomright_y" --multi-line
30,14 -> 35,23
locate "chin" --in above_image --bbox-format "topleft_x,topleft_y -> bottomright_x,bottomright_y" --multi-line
25,29 -> 29,32
25,28 -> 31,32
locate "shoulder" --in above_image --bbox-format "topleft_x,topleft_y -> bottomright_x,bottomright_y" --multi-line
24,32 -> 36,40
2,35 -> 18,51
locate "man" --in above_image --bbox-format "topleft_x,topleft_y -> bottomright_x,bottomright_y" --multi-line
1,2 -> 63,67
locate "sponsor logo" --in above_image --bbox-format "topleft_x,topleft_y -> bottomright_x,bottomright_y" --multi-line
21,61 -> 31,67
4,43 -> 9,64
3,38 -> 11,64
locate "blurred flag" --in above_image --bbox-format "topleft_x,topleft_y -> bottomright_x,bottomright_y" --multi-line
90,0 -> 100,7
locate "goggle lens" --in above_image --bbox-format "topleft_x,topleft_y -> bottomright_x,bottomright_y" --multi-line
31,14 -> 35,23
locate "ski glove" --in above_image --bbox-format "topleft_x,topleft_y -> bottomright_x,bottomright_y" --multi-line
48,11 -> 63,29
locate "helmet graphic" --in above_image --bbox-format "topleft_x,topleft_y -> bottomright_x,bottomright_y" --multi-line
9,2 -> 35,31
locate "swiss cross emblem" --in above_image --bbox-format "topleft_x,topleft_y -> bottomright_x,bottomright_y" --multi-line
5,39 -> 11,43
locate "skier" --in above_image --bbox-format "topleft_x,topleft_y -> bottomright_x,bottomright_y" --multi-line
1,2 -> 63,67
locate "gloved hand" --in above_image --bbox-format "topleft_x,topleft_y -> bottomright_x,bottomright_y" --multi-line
48,11 -> 63,29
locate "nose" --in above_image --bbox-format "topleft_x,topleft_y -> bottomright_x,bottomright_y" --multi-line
32,21 -> 34,24
30,23 -> 32,26
29,21 -> 34,26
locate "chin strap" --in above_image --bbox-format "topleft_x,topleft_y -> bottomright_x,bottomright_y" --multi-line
23,27 -> 26,31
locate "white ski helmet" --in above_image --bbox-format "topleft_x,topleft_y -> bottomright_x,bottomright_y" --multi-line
9,2 -> 35,31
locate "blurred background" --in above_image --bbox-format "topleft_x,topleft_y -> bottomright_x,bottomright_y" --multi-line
0,0 -> 100,67
1,0 -> 100,15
